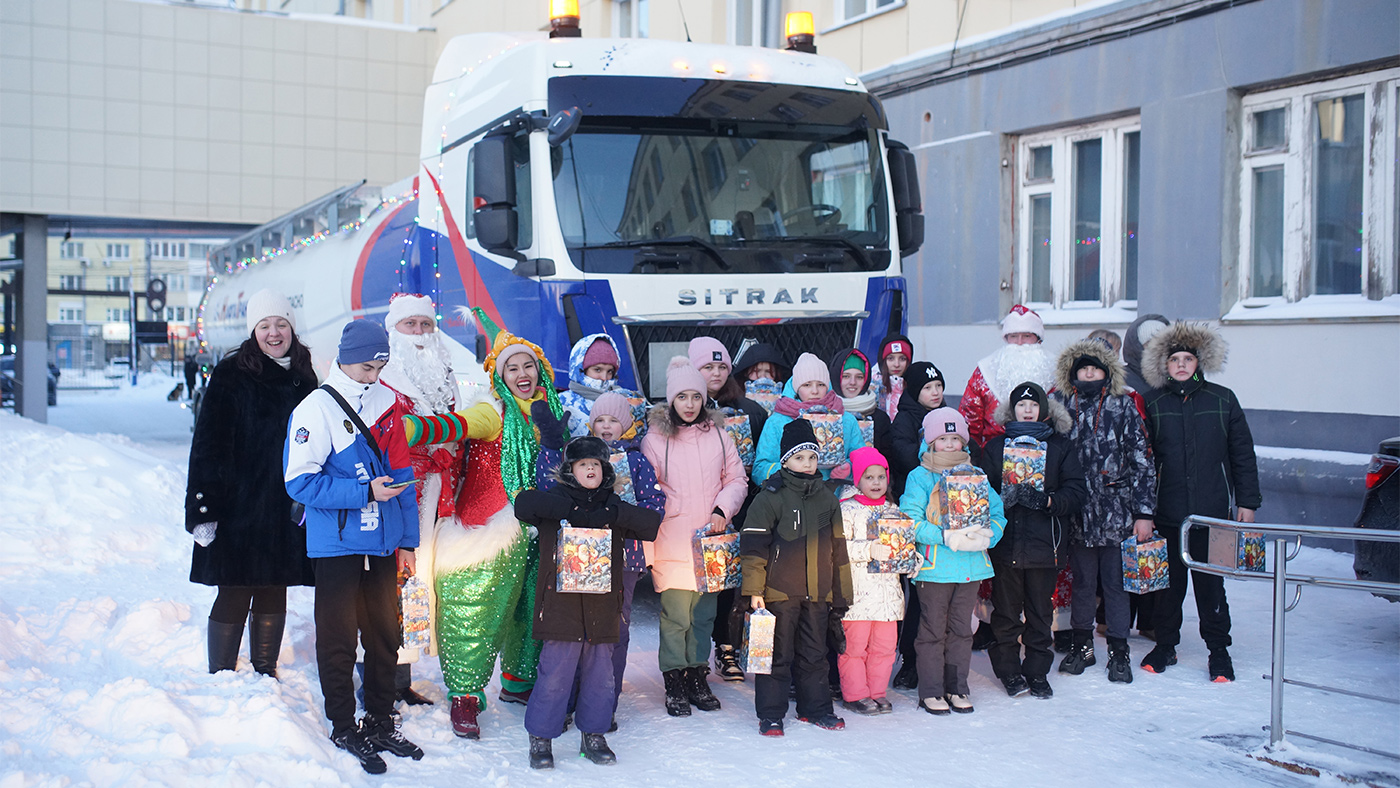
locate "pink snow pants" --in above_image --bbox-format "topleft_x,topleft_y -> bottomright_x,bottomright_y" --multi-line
838,620 -> 899,701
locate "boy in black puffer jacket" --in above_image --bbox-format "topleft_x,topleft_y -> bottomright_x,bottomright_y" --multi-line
979,381 -> 1088,700
513,437 -> 662,770
741,419 -> 853,737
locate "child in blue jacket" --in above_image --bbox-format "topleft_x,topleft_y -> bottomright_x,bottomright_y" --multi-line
751,352 -> 864,486
899,408 -> 1006,717
284,320 -> 422,775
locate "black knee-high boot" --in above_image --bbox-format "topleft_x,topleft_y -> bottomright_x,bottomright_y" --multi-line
248,613 -> 285,678
208,617 -> 244,673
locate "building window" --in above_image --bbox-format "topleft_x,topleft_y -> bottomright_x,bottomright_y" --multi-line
105,243 -> 131,260
732,0 -> 782,47
614,0 -> 648,38
106,308 -> 131,322
1016,116 -> 1141,310
58,307 -> 84,323
60,242 -> 84,259
836,0 -> 900,25
166,274 -> 185,291
58,275 -> 84,290
1238,68 -> 1400,303
151,241 -> 187,259
188,243 -> 211,260
190,274 -> 205,291
106,276 -> 131,292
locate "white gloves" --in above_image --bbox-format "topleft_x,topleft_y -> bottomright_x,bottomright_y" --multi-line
942,526 -> 993,552
193,522 -> 217,547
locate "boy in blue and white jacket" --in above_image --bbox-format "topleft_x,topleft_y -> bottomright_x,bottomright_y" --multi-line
284,320 -> 422,775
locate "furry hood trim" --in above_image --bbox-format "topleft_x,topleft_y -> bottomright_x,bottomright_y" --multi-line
1141,321 -> 1227,389
1055,339 -> 1126,396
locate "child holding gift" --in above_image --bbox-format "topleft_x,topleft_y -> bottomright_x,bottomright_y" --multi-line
899,408 -> 1005,716
742,419 -> 854,736
751,353 -> 865,486
513,436 -> 663,769
836,447 -> 908,715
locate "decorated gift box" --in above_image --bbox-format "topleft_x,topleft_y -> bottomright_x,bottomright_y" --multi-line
722,409 -> 755,470
399,574 -> 432,652
609,450 -> 637,505
556,524 -> 613,594
935,464 -> 992,531
693,529 -> 741,593
855,414 -> 875,449
867,515 -> 920,574
624,393 -> 649,436
745,379 -> 783,414
802,409 -> 845,469
1209,528 -> 1267,572
1122,534 -> 1169,594
1002,435 -> 1047,491
739,608 -> 776,674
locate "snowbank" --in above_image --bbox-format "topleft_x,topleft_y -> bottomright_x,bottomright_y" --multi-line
0,409 -> 1396,787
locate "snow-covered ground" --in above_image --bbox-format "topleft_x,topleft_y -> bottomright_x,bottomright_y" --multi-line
2,383 -> 1397,787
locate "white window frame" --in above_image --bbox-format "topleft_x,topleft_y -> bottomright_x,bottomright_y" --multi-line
832,0 -> 903,28
1237,67 -> 1400,306
1015,115 -> 1141,312
613,0 -> 648,38
57,305 -> 84,323
729,0 -> 782,48
59,242 -> 84,259
105,243 -> 131,260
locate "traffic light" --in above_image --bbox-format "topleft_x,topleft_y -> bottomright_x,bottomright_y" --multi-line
147,277 -> 166,313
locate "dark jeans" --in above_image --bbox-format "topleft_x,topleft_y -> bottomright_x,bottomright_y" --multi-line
898,577 -> 921,665
1070,543 -> 1130,641
528,639 -> 616,738
314,554 -> 399,735
989,565 -> 1058,679
1152,524 -> 1232,650
210,585 -> 287,623
914,581 -> 977,699
754,599 -> 833,721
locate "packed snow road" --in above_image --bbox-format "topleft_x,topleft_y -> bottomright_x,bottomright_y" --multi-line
1,384 -> 1396,787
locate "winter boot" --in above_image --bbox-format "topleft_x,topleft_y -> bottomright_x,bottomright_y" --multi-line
873,696 -> 894,714
362,712 -> 424,760
1026,676 -> 1054,699
1140,644 -> 1177,674
1053,629 -> 1074,654
684,666 -> 721,712
1057,630 -> 1096,676
247,613 -> 285,678
841,698 -> 881,716
331,723 -> 387,775
920,696 -> 951,715
395,664 -> 434,706
450,694 -> 482,739
579,733 -> 617,765
715,645 -> 745,681
759,718 -> 785,737
662,669 -> 692,717
946,694 -> 974,714
499,686 -> 532,705
797,713 -> 846,730
529,735 -> 554,769
892,660 -> 919,689
1106,638 -> 1133,684
971,621 -> 997,651
207,618 -> 244,674
1209,648 -> 1235,683
1001,675 -> 1030,697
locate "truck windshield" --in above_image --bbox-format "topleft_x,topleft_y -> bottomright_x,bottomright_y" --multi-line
552,124 -> 891,274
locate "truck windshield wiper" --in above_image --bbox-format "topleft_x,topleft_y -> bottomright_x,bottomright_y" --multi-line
736,234 -> 874,270
592,236 -> 732,270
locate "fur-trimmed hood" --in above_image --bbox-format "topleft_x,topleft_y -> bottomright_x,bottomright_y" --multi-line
993,396 -> 1073,435
645,401 -> 727,438
1054,339 -> 1126,396
1141,321 -> 1227,389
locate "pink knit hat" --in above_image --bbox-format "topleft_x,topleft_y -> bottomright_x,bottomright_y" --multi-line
688,336 -> 731,370
666,356 -> 708,402
923,407 -> 969,448
850,446 -> 888,482
589,391 -> 633,431
790,352 -> 830,389
582,338 -> 619,370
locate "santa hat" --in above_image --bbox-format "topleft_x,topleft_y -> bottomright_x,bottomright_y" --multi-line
666,356 -> 707,402
245,289 -> 296,334
384,293 -> 436,331
1002,304 -> 1044,339
791,352 -> 831,390
688,336 -> 731,370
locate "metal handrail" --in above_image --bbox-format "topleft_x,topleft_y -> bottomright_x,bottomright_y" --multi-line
1179,515 -> 1400,761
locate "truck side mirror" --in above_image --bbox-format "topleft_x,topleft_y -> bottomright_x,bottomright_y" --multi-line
547,106 -> 582,147
473,134 -> 518,255
886,140 -> 925,258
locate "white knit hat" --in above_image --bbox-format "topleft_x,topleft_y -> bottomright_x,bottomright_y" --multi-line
245,289 -> 296,334
384,293 -> 436,331
1001,304 -> 1044,338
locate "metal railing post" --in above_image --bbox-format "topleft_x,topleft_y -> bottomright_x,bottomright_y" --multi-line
1270,536 -> 1288,748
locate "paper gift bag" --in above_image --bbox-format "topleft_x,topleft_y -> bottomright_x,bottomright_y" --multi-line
936,464 -> 992,531
740,609 -> 777,674
1209,528 -> 1266,572
609,451 -> 637,505
855,414 -> 875,449
745,379 -> 783,414
1122,534 -> 1169,594
693,530 -> 741,593
867,515 -> 919,574
556,523 -> 613,594
802,410 -> 845,469
400,574 -> 432,652
623,393 -> 649,436
722,409 -> 755,470
1002,435 -> 1047,491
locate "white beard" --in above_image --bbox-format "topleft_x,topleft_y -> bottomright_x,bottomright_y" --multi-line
382,329 -> 457,415
979,343 -> 1055,402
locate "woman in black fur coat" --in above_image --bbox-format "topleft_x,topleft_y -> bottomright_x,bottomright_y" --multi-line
186,290 -> 317,676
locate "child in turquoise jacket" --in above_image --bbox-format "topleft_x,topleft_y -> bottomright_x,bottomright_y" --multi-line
899,407 -> 1005,717
751,353 -> 865,485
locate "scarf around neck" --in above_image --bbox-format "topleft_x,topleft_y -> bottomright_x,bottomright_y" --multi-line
840,390 -> 878,415
1004,420 -> 1054,440
775,389 -> 845,418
